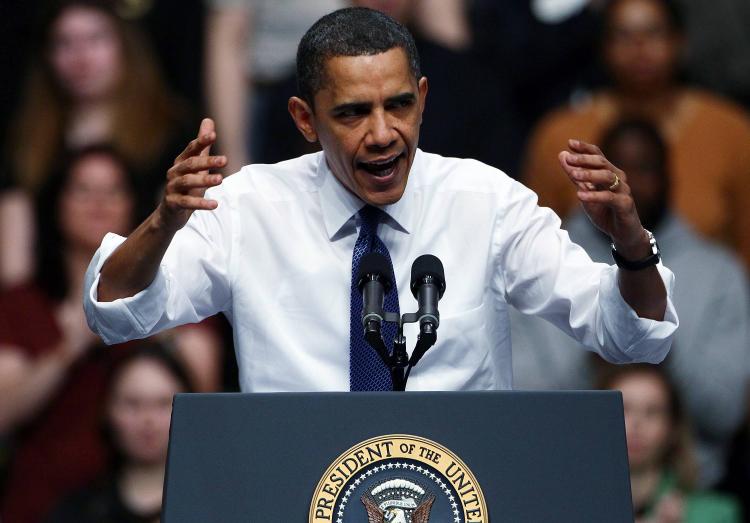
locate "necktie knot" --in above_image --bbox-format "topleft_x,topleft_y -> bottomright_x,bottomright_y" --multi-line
358,205 -> 381,241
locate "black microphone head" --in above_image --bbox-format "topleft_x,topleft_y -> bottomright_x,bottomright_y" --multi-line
410,254 -> 446,299
357,252 -> 393,291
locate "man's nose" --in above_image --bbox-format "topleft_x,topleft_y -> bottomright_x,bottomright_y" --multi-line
366,111 -> 396,149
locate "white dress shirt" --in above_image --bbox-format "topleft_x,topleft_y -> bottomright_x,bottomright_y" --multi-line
84,150 -> 678,392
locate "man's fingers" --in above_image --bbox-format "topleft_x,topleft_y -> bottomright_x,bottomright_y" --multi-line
165,193 -> 219,211
167,173 -> 224,193
576,189 -> 631,209
568,139 -> 602,155
174,132 -> 217,164
174,118 -> 218,164
562,151 -> 614,170
569,168 -> 621,190
169,155 -> 227,177
197,118 -> 215,158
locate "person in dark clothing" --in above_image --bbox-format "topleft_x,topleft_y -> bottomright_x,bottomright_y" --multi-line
47,344 -> 193,523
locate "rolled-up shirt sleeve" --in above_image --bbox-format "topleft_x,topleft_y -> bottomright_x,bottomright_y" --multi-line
83,186 -> 234,345
496,180 -> 678,364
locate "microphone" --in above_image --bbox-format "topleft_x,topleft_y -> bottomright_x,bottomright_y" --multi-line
357,252 -> 393,364
409,255 -> 446,367
410,254 -> 446,332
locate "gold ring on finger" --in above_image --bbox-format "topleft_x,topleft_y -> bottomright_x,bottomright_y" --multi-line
609,173 -> 620,191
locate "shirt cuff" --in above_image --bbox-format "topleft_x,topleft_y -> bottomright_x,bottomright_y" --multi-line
599,262 -> 679,362
83,233 -> 169,345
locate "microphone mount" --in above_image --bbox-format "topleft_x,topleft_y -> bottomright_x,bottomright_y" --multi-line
358,253 -> 446,391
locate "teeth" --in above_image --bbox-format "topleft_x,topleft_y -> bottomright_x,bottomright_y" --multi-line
361,155 -> 399,172
358,154 -> 402,177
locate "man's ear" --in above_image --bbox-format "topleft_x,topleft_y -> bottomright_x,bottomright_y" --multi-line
288,96 -> 318,143
417,76 -> 428,125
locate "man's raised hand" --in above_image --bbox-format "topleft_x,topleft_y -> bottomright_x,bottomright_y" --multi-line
97,118 -> 228,302
158,118 -> 227,231
558,139 -> 649,259
558,139 -> 666,322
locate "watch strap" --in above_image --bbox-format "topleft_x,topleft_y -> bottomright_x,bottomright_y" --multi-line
611,230 -> 660,271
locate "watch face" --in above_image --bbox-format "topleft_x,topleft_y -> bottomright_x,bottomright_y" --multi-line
645,230 -> 659,256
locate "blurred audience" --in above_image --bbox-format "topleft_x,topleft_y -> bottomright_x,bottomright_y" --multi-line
0,146 -> 222,522
601,364 -> 741,522
47,343 -> 191,523
672,0 -> 750,108
513,119 -> 750,486
522,0 -> 750,268
0,0 -> 193,288
205,0 -> 344,173
471,0 -> 606,174
116,0 -> 206,114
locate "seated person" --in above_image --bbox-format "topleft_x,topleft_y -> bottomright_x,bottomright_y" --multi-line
47,343 -> 192,523
600,363 -> 741,522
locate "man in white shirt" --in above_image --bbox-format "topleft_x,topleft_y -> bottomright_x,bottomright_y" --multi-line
84,7 -> 677,392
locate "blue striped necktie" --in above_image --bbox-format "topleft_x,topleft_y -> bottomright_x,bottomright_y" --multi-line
349,206 -> 399,391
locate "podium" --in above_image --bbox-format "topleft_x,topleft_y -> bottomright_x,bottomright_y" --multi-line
163,391 -> 634,522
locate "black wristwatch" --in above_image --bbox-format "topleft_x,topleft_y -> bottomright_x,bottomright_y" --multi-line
611,230 -> 660,270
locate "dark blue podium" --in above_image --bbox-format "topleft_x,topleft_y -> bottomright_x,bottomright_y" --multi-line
163,391 -> 633,522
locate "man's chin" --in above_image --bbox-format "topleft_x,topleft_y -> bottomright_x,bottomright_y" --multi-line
359,187 -> 406,207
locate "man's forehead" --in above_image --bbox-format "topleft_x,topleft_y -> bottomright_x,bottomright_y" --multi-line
318,48 -> 416,100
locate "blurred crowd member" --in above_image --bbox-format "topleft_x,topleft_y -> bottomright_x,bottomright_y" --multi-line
601,364 -> 741,522
470,0 -> 606,174
0,0 -> 35,181
205,0 -> 344,173
673,0 -> 750,108
115,0 -> 206,115
412,0 -> 471,50
512,119 -> 750,486
719,394 -> 750,523
48,343 -> 191,523
0,146 -> 222,522
522,0 -> 750,268
0,0 -> 192,288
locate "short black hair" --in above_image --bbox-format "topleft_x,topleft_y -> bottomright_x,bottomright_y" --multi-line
296,7 -> 421,105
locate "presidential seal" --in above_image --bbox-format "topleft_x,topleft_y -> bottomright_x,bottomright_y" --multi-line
310,434 -> 488,523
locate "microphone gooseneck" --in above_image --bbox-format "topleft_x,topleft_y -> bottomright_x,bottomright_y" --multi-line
357,252 -> 447,391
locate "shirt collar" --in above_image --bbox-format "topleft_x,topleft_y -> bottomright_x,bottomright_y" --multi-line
318,150 -> 422,240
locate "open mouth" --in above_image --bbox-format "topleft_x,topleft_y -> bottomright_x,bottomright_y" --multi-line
357,153 -> 404,178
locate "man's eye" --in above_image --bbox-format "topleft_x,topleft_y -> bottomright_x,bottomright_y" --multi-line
389,99 -> 413,109
336,108 -> 365,119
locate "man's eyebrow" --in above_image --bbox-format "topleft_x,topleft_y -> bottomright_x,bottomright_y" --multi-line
331,101 -> 372,114
386,92 -> 416,104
